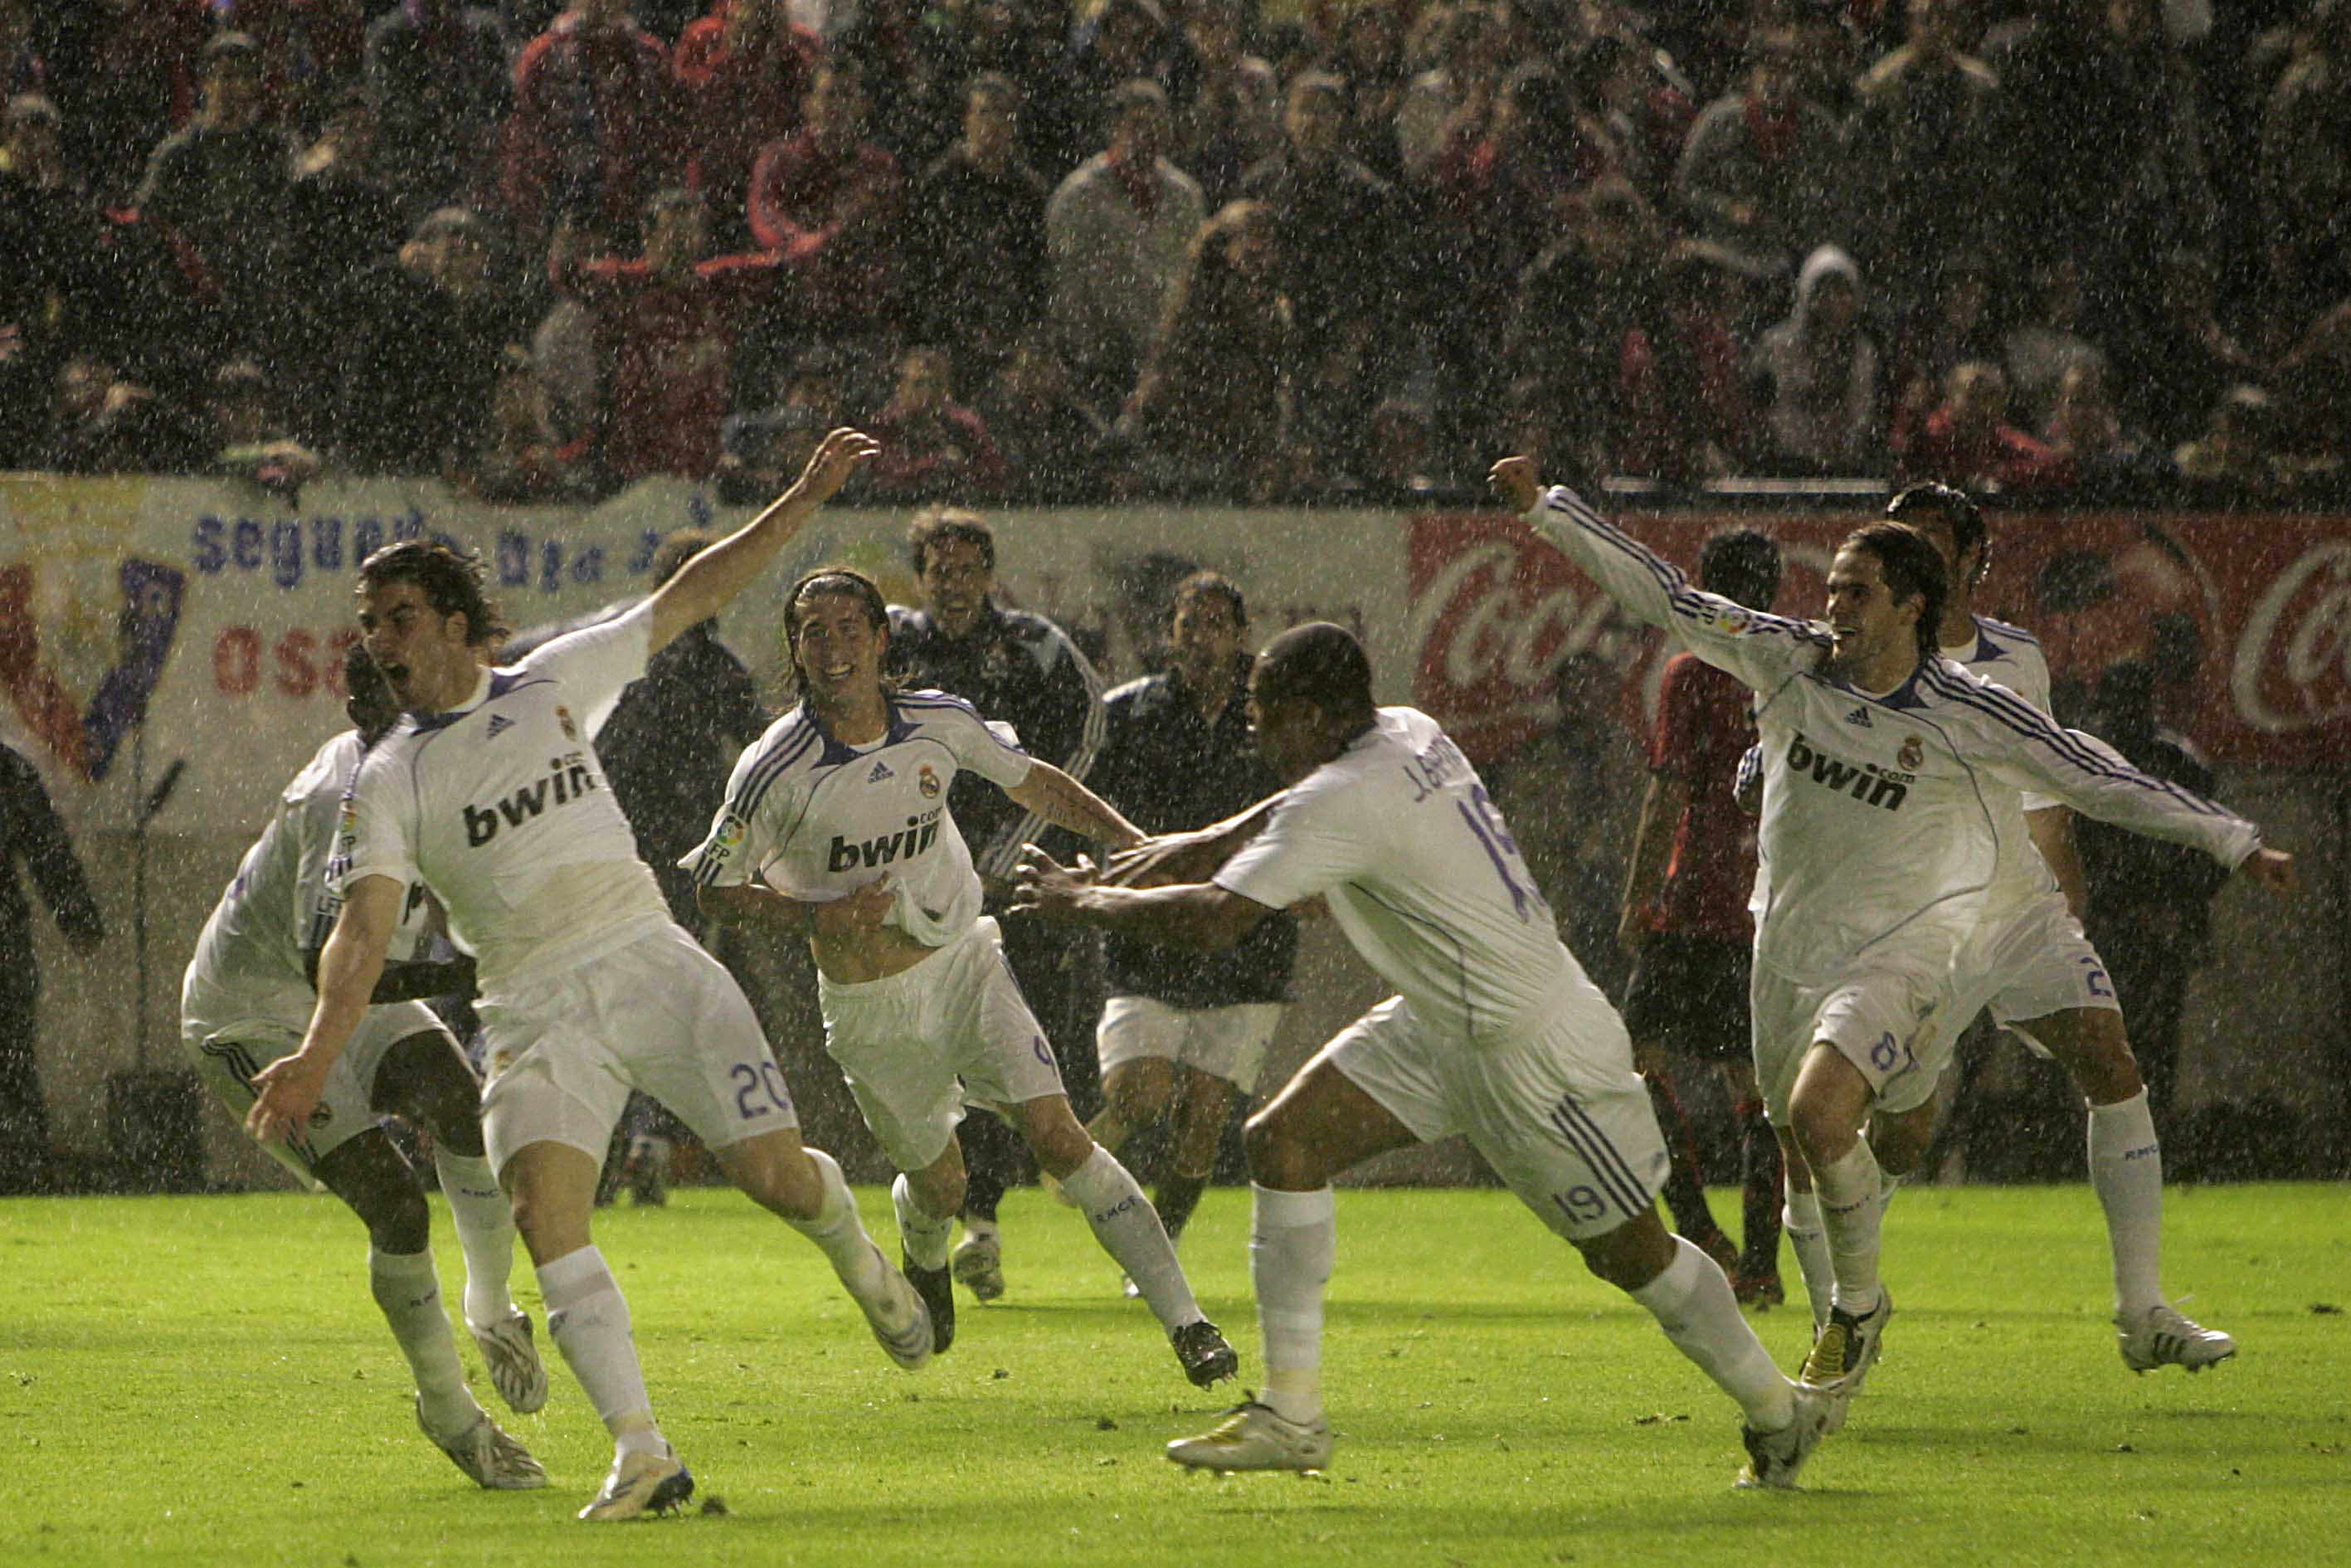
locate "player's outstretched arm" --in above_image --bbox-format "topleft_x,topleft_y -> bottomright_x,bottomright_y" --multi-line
247,874 -> 403,1144
1013,845 -> 1268,950
647,426 -> 880,655
1101,791 -> 1286,889
1003,760 -> 1145,852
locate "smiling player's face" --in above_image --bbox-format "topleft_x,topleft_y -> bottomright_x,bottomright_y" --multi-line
794,588 -> 887,710
1823,548 -> 1915,684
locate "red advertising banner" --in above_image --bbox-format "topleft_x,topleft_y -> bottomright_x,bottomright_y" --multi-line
1409,508 -> 2351,771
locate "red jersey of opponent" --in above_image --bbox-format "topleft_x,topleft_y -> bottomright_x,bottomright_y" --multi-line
1648,650 -> 1760,944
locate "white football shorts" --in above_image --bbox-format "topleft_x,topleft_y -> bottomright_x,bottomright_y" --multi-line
1750,950 -> 1950,1125
1317,990 -> 1667,1242
475,922 -> 793,1170
1947,890 -> 2121,1058
183,998 -> 451,1189
1096,996 -> 1283,1092
817,916 -> 1065,1173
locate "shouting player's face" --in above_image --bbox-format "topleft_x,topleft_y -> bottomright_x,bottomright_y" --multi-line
794,588 -> 887,712
1823,547 -> 1917,686
917,536 -> 994,640
358,578 -> 479,713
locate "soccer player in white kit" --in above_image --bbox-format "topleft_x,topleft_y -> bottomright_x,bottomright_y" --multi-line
1874,482 -> 2234,1371
183,644 -> 547,1491
247,430 -> 937,1523
1015,623 -> 1837,1489
685,567 -> 1241,1390
1487,457 -> 2295,1432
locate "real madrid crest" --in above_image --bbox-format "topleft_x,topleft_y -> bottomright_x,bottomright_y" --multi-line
918,764 -> 942,799
1899,735 -> 1925,772
556,704 -> 578,743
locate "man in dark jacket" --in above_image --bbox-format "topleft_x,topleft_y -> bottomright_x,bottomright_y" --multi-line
0,738 -> 104,1191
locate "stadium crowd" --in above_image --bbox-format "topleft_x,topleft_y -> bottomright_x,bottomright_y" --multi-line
1,0 -> 2348,504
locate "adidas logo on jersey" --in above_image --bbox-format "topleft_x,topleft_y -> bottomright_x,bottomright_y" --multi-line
485,714 -> 514,739
868,760 -> 894,784
463,752 -> 600,846
1784,731 -> 1910,811
1844,706 -> 1873,727
827,811 -> 942,872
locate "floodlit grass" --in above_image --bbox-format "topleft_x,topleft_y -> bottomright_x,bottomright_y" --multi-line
3,1184 -> 2346,1568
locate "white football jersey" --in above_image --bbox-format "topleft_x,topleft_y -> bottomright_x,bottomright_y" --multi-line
338,602 -> 670,991
1949,616 -> 2065,912
185,729 -> 433,1029
1214,706 -> 1599,1047
1522,486 -> 2261,987
683,689 -> 1034,950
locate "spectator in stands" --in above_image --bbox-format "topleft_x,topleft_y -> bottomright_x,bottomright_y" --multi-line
1322,0 -> 1409,180
1576,30 -> 1697,203
1052,0 -> 1186,178
1896,358 -> 2072,492
133,33 -> 298,360
1240,71 -> 1399,485
2115,249 -> 2267,448
1746,244 -> 1882,476
1846,0 -> 2003,334
556,185 -> 781,481
287,87 -> 408,318
2274,294 -> 2351,475
326,205 -> 518,474
1170,0 -> 1278,210
1046,79 -> 1205,415
2003,256 -> 2108,429
2256,0 -> 2351,318
867,342 -> 1010,499
1672,26 -> 1847,285
0,92 -> 104,462
973,329 -> 1107,502
363,0 -> 513,223
1891,249 -> 2008,445
1395,2 -> 1507,185
1122,197 -> 1294,500
468,343 -> 600,501
747,53 -> 910,369
902,0 -> 1070,183
2173,383 -> 2303,499
34,0 -> 208,207
717,343 -> 848,502
910,71 -> 1051,397
503,0 -> 680,251
204,357 -> 321,495
671,0 -> 820,250
32,353 -> 207,474
2043,361 -> 2169,495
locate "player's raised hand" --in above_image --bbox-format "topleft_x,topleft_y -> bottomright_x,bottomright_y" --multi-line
1010,844 -> 1098,922
1487,455 -> 1541,514
245,1050 -> 330,1146
811,874 -> 894,942
2237,846 -> 2295,892
789,426 -> 881,507
1102,827 -> 1224,889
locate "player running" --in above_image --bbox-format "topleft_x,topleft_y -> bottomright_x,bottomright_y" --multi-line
685,566 -> 1240,1390
1487,457 -> 2294,1432
248,430 -> 935,1523
183,644 -> 546,1492
1876,481 -> 2236,1372
1015,623 -> 1836,1490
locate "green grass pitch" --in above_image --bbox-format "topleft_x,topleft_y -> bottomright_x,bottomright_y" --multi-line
5,1183 -> 2347,1568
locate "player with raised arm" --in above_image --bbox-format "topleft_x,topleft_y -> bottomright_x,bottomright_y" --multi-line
686,566 -> 1238,1387
1486,456 -> 2294,1431
1016,623 -> 1837,1490
1878,481 -> 2236,1371
183,644 -> 544,1493
246,430 -> 937,1524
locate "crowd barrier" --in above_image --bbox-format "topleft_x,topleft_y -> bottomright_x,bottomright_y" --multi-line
3,475 -> 2345,1186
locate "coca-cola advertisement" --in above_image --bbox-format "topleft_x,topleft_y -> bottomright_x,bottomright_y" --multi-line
1409,509 -> 2351,771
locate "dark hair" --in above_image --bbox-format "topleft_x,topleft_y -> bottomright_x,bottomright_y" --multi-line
908,507 -> 995,576
781,567 -> 893,699
966,70 -> 1022,109
650,528 -> 715,587
1256,621 -> 1374,716
1171,568 -> 1245,626
1698,528 -> 1781,611
1110,78 -> 1170,119
202,32 -> 260,66
1886,480 -> 1988,587
1842,522 -> 1948,664
358,539 -> 509,648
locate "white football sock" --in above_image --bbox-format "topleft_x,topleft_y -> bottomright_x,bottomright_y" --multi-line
785,1148 -> 890,1298
1813,1140 -> 1886,1317
537,1244 -> 660,1446
1059,1144 -> 1201,1331
369,1245 -> 479,1436
432,1149 -> 517,1328
1783,1191 -> 1833,1329
2087,1091 -> 2164,1317
1252,1184 -> 1336,1425
893,1172 -> 956,1272
1629,1236 -> 1793,1431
